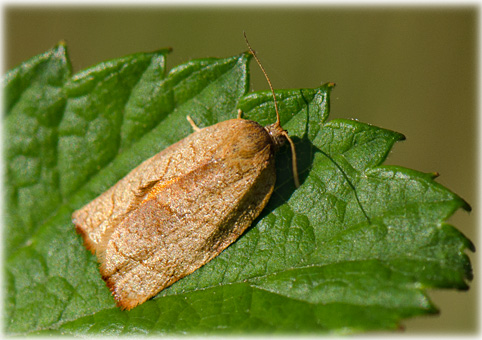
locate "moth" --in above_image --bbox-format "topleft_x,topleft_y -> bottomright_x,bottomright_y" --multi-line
72,34 -> 299,310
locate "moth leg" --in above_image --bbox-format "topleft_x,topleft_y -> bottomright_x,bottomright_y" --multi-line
186,115 -> 201,132
237,109 -> 243,119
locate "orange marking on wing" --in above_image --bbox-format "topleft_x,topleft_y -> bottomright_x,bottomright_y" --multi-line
141,177 -> 181,204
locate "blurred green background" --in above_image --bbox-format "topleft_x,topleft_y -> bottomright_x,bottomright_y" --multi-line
4,5 -> 478,334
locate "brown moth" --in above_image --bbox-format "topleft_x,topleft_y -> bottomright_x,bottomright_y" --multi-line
72,34 -> 299,310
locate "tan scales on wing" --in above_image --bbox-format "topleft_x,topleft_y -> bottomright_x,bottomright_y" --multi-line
73,118 -> 280,309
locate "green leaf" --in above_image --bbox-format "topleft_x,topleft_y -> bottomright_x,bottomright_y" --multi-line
4,45 -> 473,335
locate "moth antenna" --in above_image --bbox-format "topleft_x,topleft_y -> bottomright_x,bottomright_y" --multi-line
244,32 -> 300,188
243,32 -> 281,126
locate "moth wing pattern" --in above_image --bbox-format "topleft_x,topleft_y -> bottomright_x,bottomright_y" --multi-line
73,119 -> 278,309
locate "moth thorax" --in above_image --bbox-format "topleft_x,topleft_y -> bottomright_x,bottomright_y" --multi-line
264,123 -> 287,151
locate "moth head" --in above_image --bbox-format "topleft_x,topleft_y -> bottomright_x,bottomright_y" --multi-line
264,122 -> 286,150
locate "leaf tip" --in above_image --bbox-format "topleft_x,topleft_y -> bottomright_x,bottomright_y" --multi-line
242,50 -> 254,62
457,196 -> 472,212
54,40 -> 69,56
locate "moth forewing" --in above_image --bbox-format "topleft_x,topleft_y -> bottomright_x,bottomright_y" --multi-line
73,118 -> 283,309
